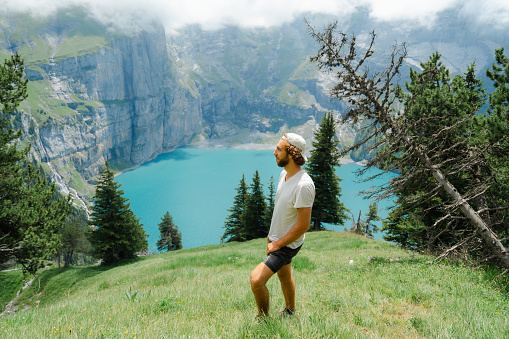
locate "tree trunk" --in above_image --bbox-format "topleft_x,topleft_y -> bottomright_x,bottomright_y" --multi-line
313,216 -> 322,231
393,111 -> 509,269
349,211 -> 358,232
413,139 -> 509,269
64,249 -> 74,267
429,166 -> 509,268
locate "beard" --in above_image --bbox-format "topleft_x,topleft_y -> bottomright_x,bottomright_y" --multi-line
276,154 -> 290,167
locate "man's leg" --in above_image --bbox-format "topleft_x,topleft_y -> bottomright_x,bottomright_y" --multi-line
250,262 -> 275,315
276,263 -> 295,311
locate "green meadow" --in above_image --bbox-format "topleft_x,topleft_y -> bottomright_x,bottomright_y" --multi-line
1,231 -> 508,338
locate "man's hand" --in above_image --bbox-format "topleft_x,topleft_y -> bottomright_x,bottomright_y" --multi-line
265,207 -> 312,255
266,238 -> 281,255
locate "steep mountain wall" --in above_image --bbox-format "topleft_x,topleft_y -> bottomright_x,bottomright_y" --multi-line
3,14 -> 344,204
167,24 -> 344,138
1,15 -> 204,202
30,28 -> 201,177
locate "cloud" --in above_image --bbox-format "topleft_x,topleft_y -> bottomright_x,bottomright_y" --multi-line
0,0 -> 508,33
364,0 -> 460,27
458,0 -> 509,27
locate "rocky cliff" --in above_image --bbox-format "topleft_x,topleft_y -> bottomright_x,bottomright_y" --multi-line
34,28 -> 201,171
167,23 -> 344,138
2,11 -> 204,204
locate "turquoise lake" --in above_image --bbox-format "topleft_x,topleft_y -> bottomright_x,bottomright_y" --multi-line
116,146 -> 396,252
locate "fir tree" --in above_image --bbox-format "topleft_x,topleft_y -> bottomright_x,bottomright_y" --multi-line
349,203 -> 380,238
486,48 -> 509,119
87,162 -> 148,264
382,56 -> 489,252
363,203 -> 381,238
263,175 -> 275,231
308,24 -> 509,269
156,211 -> 182,252
222,175 -> 248,242
306,111 -> 349,231
241,170 -> 268,240
0,53 -> 71,275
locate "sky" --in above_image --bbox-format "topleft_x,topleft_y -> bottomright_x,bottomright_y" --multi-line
1,0 -> 509,34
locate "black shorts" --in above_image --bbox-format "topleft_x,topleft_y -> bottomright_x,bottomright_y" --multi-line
263,245 -> 302,273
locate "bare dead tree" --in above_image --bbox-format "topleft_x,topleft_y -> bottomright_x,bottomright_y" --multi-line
307,20 -> 509,270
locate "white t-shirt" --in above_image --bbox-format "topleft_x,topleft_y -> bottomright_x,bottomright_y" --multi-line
268,169 -> 315,249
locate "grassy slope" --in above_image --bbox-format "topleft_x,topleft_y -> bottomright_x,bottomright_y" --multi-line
1,231 -> 508,338
0,269 -> 23,311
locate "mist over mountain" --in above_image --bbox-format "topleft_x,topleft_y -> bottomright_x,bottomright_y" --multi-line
0,4 -> 507,206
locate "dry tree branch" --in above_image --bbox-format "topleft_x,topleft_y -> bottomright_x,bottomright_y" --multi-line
434,234 -> 476,262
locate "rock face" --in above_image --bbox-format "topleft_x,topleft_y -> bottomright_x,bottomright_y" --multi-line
167,24 -> 344,138
18,25 -> 202,200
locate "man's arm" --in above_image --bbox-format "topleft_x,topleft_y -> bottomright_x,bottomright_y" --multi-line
267,207 -> 312,254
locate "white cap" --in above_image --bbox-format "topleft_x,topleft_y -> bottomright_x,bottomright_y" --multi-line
282,133 -> 307,161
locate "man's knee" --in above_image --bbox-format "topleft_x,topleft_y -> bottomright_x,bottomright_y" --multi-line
250,272 -> 261,291
250,263 -> 272,291
250,269 -> 266,290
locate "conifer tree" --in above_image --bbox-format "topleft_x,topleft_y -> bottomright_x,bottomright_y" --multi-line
0,53 -> 71,275
308,23 -> 509,269
156,211 -> 182,252
241,170 -> 268,240
306,111 -> 349,231
382,56 -> 489,251
349,203 -> 380,238
486,48 -> 509,119
87,162 -> 148,264
263,175 -> 275,230
363,203 -> 381,238
222,175 -> 248,242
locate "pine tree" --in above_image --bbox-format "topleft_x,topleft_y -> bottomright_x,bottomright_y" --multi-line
482,47 -> 509,255
363,203 -> 381,238
486,48 -> 509,119
349,203 -> 380,238
308,24 -> 509,269
156,211 -> 182,252
0,53 -> 71,275
263,175 -> 275,231
241,170 -> 268,240
56,206 -> 94,268
222,175 -> 248,242
306,111 -> 349,231
59,218 -> 90,268
382,56 -> 489,252
87,162 -> 148,264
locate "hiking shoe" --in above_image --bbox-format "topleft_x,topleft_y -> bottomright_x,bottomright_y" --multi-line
255,314 -> 268,323
280,308 -> 296,317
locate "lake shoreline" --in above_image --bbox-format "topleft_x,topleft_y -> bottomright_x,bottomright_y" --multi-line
115,138 -> 365,177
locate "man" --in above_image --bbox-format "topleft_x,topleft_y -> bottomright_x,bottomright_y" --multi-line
250,133 -> 315,318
